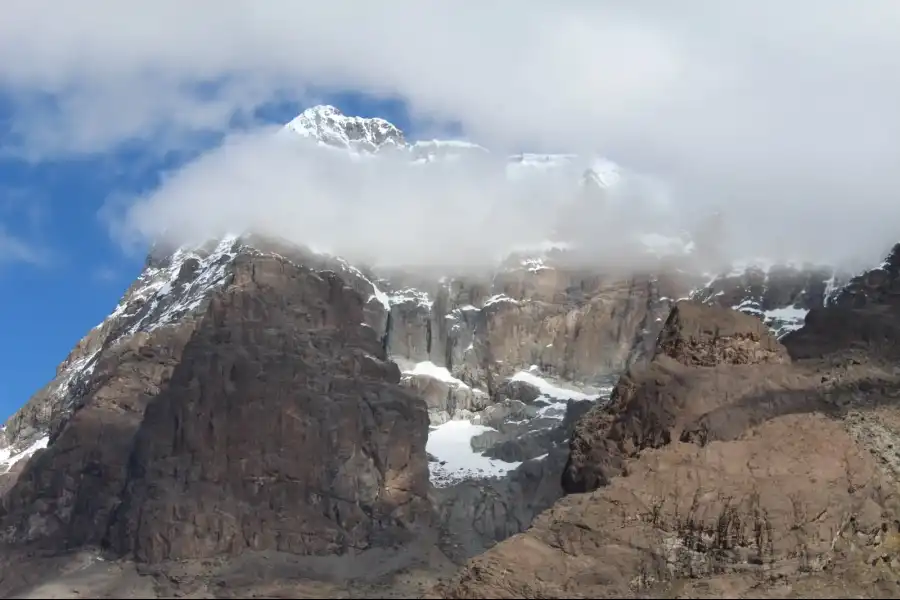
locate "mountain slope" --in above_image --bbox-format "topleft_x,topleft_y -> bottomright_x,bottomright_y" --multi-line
434,244 -> 900,599
0,106 -> 879,598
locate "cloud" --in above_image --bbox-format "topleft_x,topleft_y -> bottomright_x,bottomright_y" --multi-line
0,228 -> 46,266
6,1 -> 900,268
113,129 -> 671,272
0,189 -> 50,267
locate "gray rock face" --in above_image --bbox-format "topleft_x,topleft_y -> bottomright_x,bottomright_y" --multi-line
433,399 -> 594,563
692,261 -> 847,338
400,372 -> 489,425
562,301 -> 791,495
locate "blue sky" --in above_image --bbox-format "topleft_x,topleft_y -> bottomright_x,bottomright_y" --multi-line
0,91 -> 418,421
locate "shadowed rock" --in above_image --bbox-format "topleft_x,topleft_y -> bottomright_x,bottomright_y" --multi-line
0,254 -> 432,566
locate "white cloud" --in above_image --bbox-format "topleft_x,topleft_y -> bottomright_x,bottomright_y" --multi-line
115,129 -> 676,272
5,0 -> 900,267
0,228 -> 45,266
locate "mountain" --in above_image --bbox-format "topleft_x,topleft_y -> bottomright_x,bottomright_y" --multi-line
437,244 -> 900,599
0,107 -> 883,598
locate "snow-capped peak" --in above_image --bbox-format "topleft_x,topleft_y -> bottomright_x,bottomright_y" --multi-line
285,104 -> 406,151
283,105 -> 629,190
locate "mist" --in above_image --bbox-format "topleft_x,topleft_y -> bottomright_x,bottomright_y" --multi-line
112,129 -> 708,274
112,122 -> 899,276
5,1 -> 900,272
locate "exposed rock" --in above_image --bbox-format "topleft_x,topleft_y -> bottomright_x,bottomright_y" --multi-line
433,400 -> 594,564
0,230 -> 880,600
655,301 -> 790,367
493,379 -> 543,404
562,301 -> 792,495
831,242 -> 900,309
438,249 -> 900,598
0,253 -> 432,567
436,413 -> 900,598
692,261 -> 846,339
401,371 -> 489,425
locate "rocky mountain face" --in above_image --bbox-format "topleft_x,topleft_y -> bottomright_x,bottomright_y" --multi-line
1,244 -> 433,560
434,244 -> 900,599
0,107 -> 878,598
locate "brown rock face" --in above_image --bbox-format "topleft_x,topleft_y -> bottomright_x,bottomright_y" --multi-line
1,325 -> 199,552
654,302 -> 790,367
440,258 -> 900,599
437,413 -> 900,599
562,301 -> 791,495
0,253 -> 431,564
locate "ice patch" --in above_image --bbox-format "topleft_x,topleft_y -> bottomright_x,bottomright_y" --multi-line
510,368 -> 594,401
483,294 -> 518,308
427,419 -> 521,487
389,288 -> 433,309
763,305 -> 809,339
521,258 -> 550,273
404,361 -> 470,389
0,435 -> 49,475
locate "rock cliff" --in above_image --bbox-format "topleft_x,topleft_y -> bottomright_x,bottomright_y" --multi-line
1,249 -> 432,563
435,244 -> 900,599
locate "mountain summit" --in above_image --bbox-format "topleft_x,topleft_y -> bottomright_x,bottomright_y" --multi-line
286,104 -> 407,151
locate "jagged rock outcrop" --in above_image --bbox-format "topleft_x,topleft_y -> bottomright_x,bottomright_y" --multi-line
436,243 -> 900,599
402,371 -> 489,425
655,302 -> 790,367
562,302 -> 790,495
830,242 -> 900,309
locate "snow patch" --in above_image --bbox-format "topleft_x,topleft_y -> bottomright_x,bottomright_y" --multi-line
0,435 -> 49,475
510,368 -> 595,401
763,305 -> 809,339
389,288 -> 433,308
427,419 -> 521,487
521,258 -> 550,272
333,258 -> 391,311
285,105 -> 404,152
119,235 -> 240,335
823,273 -> 841,306
483,294 -> 518,308
404,361 -> 470,389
